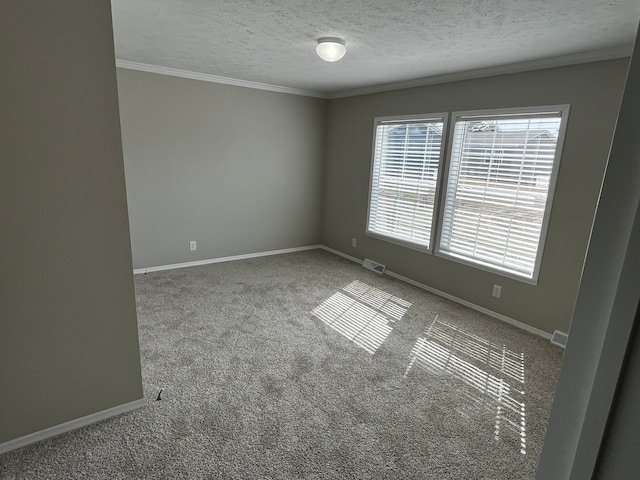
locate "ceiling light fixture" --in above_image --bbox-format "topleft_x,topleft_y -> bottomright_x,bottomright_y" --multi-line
316,37 -> 346,62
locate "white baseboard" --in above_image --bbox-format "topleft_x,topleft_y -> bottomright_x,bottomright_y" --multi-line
385,270 -> 552,340
319,245 -> 363,265
133,245 -> 323,274
0,398 -> 146,455
319,245 -> 552,341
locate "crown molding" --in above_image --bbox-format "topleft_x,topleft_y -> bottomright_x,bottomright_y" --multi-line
115,60 -> 328,99
116,46 -> 632,101
326,46 -> 633,99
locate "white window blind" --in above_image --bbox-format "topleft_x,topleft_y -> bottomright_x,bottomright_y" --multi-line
437,107 -> 569,281
367,115 -> 446,250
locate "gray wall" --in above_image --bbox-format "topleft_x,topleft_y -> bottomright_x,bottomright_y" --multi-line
322,59 -> 628,334
537,26 -> 640,478
0,1 -> 143,443
117,69 -> 327,269
595,307 -> 640,478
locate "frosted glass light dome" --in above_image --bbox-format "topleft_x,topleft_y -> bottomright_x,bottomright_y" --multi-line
316,37 -> 346,62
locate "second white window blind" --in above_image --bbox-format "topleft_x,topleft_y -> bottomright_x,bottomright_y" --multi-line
437,107 -> 568,281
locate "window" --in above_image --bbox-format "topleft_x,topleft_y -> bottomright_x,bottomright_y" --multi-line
366,106 -> 570,283
367,114 -> 447,250
436,106 -> 570,282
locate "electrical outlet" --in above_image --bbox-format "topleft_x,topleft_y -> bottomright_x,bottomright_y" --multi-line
352,238 -> 357,248
189,240 -> 197,251
492,284 -> 502,298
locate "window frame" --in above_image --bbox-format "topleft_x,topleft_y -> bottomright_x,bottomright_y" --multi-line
365,113 -> 449,252
433,105 -> 571,284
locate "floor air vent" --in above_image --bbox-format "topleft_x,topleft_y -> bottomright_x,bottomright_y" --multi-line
362,258 -> 386,274
551,330 -> 568,348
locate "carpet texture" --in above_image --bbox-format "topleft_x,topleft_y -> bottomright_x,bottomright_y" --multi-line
0,249 -> 563,479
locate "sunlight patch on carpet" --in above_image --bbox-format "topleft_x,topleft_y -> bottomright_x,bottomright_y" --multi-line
405,317 -> 527,454
312,280 -> 412,354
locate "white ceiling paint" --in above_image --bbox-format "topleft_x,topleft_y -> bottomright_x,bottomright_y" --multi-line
110,0 -> 640,97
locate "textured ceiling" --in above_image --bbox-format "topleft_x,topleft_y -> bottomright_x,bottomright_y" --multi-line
110,0 -> 640,96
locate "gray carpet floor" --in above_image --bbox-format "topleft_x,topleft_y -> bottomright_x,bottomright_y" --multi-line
0,249 -> 563,479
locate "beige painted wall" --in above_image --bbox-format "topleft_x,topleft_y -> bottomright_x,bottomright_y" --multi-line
322,59 -> 629,334
0,1 -> 143,443
117,69 -> 327,269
